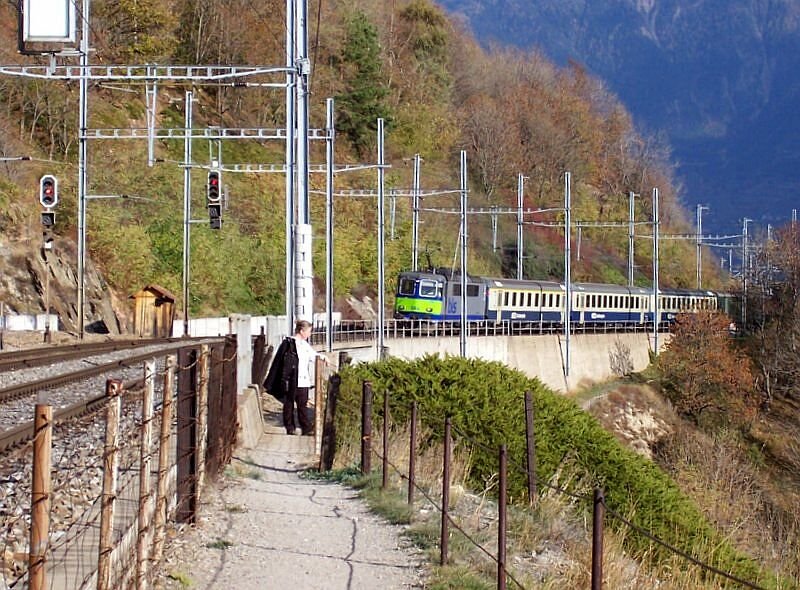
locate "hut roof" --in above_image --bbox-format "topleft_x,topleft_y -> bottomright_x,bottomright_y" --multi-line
130,284 -> 177,301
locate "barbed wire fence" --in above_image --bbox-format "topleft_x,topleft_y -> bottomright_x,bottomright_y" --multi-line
1,337 -> 240,590
338,380 -> 769,590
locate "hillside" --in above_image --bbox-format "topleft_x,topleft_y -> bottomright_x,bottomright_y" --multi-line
437,0 -> 800,234
0,0 -> 728,328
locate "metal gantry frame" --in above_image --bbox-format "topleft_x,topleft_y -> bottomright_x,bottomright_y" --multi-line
1,0 -> 318,338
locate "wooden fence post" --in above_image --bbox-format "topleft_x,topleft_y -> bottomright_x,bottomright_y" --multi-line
524,391 -> 537,505
152,355 -> 176,567
407,401 -> 417,505
314,356 -> 324,453
28,403 -> 52,590
319,374 -> 340,471
136,360 -> 155,589
176,347 -> 197,523
98,379 -> 123,590
361,381 -> 373,475
441,417 -> 451,566
592,488 -> 605,590
498,445 -> 507,590
197,345 -> 209,496
382,390 -> 390,489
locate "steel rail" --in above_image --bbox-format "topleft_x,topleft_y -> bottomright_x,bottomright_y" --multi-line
0,341 -> 216,404
0,338 -> 179,372
0,375 -> 148,453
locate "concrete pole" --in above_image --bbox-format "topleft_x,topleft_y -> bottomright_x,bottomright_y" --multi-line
181,91 -> 193,337
296,0 -> 309,224
377,118 -> 386,359
294,0 -> 313,323
325,98 -> 335,352
460,150 -> 468,358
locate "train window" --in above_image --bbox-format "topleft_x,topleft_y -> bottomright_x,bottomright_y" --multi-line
512,292 -> 517,307
548,293 -> 554,307
526,293 -> 532,307
399,278 -> 416,295
467,284 -> 479,297
419,280 -> 439,298
534,293 -> 539,307
555,294 -> 561,308
503,292 -> 509,306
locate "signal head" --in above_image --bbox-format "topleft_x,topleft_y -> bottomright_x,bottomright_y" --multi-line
207,170 -> 221,204
39,175 -> 58,208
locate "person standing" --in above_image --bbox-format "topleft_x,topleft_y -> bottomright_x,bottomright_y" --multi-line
264,320 -> 317,435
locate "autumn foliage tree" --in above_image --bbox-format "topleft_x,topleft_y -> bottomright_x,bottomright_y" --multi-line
657,311 -> 758,428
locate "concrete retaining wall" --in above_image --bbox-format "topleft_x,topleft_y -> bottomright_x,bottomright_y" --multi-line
343,332 -> 665,392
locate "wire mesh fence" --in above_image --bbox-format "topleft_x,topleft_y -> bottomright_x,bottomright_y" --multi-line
1,338 -> 239,590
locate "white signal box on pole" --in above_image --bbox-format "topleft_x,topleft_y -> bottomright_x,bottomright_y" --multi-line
21,0 -> 76,44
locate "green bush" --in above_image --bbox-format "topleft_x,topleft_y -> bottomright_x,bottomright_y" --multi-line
337,355 -> 772,586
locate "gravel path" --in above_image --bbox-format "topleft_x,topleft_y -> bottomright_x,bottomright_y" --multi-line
158,411 -> 426,590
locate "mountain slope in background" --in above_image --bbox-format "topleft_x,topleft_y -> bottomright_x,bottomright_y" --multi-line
439,0 -> 800,234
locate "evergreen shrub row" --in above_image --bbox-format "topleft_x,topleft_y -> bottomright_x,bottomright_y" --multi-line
336,355 -> 769,585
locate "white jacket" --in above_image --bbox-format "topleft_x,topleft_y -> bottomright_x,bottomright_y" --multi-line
293,336 -> 317,387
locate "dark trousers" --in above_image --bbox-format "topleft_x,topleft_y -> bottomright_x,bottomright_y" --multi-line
283,386 -> 312,434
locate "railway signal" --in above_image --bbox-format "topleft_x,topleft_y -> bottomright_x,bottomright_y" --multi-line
39,174 -> 58,208
207,169 -> 222,229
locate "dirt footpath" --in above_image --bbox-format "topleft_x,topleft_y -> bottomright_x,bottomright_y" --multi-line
159,409 -> 425,589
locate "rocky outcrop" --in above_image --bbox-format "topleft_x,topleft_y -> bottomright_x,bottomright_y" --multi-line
0,236 -> 126,335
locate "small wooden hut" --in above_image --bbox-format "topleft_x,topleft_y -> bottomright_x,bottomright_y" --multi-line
131,285 -> 176,338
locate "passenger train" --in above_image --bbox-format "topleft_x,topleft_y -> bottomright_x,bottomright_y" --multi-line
394,269 -> 730,327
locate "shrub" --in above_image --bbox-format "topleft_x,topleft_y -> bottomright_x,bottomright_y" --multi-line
337,355 -> 772,586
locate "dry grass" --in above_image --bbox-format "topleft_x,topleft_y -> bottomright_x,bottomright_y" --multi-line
330,412 -> 780,588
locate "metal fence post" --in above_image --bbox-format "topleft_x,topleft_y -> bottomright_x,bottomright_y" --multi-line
441,417 -> 451,566
592,487 -> 605,590
29,403 -> 52,590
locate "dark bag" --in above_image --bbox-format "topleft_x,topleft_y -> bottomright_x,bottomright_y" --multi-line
264,337 -> 298,401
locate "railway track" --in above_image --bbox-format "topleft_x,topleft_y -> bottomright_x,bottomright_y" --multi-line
0,337 -> 179,372
0,338 -> 222,454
